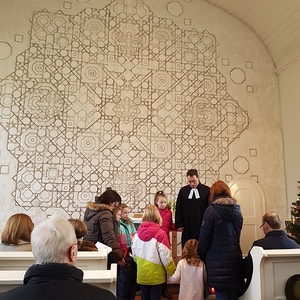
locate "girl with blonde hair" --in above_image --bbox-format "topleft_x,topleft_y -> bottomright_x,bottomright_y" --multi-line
132,205 -> 175,300
154,191 -> 176,299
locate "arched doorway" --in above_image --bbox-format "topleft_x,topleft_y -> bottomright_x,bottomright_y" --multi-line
228,178 -> 266,256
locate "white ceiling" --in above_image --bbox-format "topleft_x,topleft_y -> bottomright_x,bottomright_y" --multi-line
204,0 -> 300,73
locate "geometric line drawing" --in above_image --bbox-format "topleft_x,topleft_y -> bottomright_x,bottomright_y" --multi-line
246,61 -> 253,69
247,85 -> 254,93
249,149 -> 257,157
0,0 -> 251,218
230,67 -> 246,84
233,156 -> 249,174
167,2 -> 183,17
222,58 -> 229,66
184,19 -> 191,26
0,42 -> 12,59
15,34 -> 24,43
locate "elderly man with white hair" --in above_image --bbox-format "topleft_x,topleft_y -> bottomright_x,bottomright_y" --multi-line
0,215 -> 117,300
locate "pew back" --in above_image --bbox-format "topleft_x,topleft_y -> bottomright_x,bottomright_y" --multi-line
240,246 -> 300,300
0,263 -> 117,295
0,250 -> 108,271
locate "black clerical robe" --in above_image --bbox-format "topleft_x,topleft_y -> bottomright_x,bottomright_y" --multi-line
175,183 -> 210,248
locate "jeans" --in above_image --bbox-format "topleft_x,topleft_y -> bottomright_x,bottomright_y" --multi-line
140,284 -> 162,300
117,264 -> 136,300
215,290 -> 239,300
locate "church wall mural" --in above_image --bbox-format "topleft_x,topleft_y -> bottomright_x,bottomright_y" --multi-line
0,0 -> 285,227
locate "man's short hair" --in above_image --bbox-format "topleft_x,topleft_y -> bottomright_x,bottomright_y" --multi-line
186,169 -> 199,178
262,212 -> 281,229
31,215 -> 76,264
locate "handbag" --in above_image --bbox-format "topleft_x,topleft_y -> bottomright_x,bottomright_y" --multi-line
124,249 -> 137,278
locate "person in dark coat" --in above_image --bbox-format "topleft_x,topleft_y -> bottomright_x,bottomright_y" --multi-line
0,215 -> 117,300
198,180 -> 243,300
253,212 -> 299,249
83,189 -> 125,269
175,169 -> 210,248
241,212 -> 299,296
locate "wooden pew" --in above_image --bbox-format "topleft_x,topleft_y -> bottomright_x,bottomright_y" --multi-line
0,249 -> 108,271
239,246 -> 300,300
0,263 -> 117,295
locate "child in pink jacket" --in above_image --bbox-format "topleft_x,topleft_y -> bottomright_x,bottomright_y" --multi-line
154,191 -> 176,299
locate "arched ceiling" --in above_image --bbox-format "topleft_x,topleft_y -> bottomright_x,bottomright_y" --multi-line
204,0 -> 300,73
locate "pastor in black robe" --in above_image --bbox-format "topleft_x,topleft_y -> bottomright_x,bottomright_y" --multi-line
175,183 -> 210,248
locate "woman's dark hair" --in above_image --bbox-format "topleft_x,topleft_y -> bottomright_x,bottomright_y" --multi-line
95,189 -> 121,206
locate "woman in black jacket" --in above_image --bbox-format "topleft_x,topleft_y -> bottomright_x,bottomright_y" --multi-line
198,180 -> 243,300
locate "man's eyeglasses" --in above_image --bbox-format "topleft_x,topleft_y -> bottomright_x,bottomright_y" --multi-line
260,222 -> 265,228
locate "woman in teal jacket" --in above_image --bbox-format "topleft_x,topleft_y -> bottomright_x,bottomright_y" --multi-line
132,205 -> 176,300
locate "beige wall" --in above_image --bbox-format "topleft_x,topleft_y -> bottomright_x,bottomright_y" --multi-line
0,0 -> 288,229
278,60 -> 300,215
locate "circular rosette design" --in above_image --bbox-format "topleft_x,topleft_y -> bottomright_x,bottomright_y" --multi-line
81,63 -> 104,84
28,58 -> 44,78
153,26 -> 174,42
84,18 -> 106,38
110,22 -> 148,55
185,97 -> 218,136
203,76 -> 217,94
24,83 -> 64,125
74,191 -> 94,207
150,138 -> 172,159
76,133 -> 100,154
20,130 -> 39,152
152,71 -> 173,90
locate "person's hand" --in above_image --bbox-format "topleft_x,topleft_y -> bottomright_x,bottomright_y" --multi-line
130,233 -> 136,242
177,227 -> 184,232
118,258 -> 126,266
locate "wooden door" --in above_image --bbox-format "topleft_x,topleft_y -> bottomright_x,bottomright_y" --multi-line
228,178 -> 265,256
